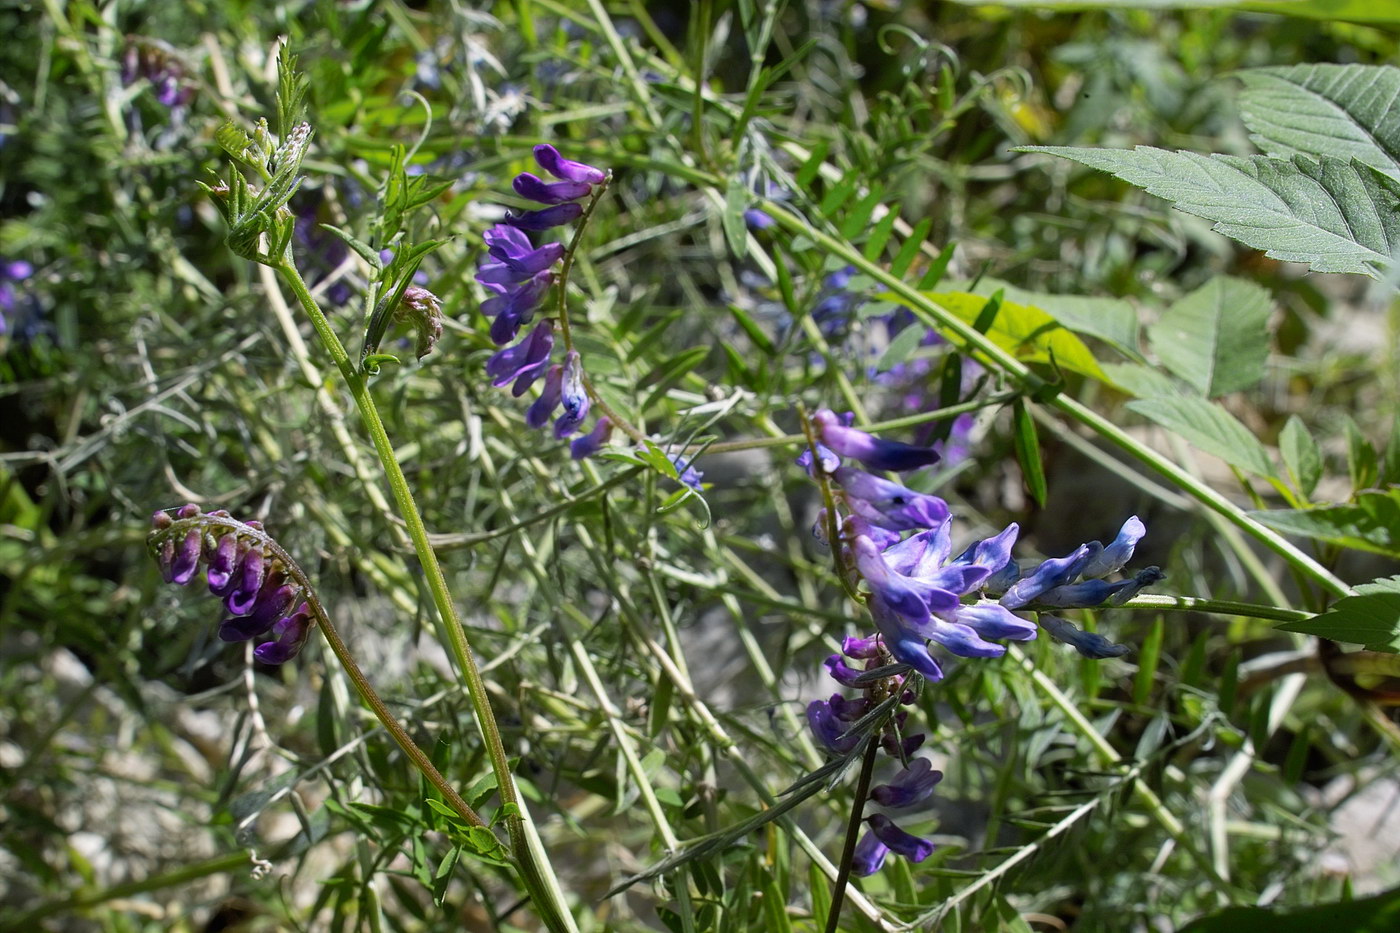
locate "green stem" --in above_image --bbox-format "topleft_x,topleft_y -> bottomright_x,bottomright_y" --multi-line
1119,594 -> 1313,624
274,261 -> 576,932
825,738 -> 880,933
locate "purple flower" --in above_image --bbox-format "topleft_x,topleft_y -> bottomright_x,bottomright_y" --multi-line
533,144 -> 606,185
1079,516 -> 1146,579
867,813 -> 933,862
852,830 -> 889,876
486,320 -> 555,394
807,698 -> 860,754
669,455 -> 704,492
744,208 -> 776,230
505,202 -> 585,231
813,409 -> 940,473
833,466 -> 950,532
553,351 -> 590,438
870,758 -> 942,808
1039,615 -> 1129,659
513,172 -> 594,204
483,227 -> 566,278
253,603 -> 314,664
998,544 -> 1094,610
526,364 -> 564,429
570,416 -> 614,460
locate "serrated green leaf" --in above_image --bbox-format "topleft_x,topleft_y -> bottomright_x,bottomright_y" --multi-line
1127,396 -> 1278,478
1250,488 -> 1400,559
912,290 -> 1111,383
1277,576 -> 1400,653
1279,415 -> 1322,498
1150,276 -> 1271,396
1238,64 -> 1400,177
1024,146 -> 1400,277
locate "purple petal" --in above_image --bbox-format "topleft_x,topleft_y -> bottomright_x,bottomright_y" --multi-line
205,535 -> 239,593
868,814 -> 934,862
505,202 -> 585,231
569,416 -> 614,460
553,352 -> 590,438
814,408 -> 940,472
1080,516 -> 1147,579
526,364 -> 565,429
842,635 -> 882,659
953,604 -> 1037,641
824,654 -> 865,687
834,466 -> 949,532
513,171 -> 593,204
807,699 -> 860,754
253,602 -> 314,664
170,530 -> 202,585
1040,615 -> 1129,659
870,758 -> 943,808
533,144 -> 606,185
921,618 -> 1006,659
999,544 -> 1093,610
852,830 -> 889,876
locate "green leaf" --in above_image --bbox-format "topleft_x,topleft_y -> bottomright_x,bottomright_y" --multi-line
916,290 -> 1111,383
1012,399 -> 1048,508
431,845 -> 460,905
953,277 -> 1141,359
1238,64 -> 1400,177
1277,577 -> 1400,653
1127,396 -> 1278,478
1250,487 -> 1400,559
1023,146 -> 1400,277
1383,416 -> 1400,485
1279,415 -> 1322,498
1346,416 -> 1380,492
724,175 -> 750,260
1101,362 -> 1185,399
1150,277 -> 1271,397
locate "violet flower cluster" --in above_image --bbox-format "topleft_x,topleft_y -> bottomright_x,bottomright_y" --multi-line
476,145 -> 614,459
802,407 -> 1162,873
149,505 -> 313,664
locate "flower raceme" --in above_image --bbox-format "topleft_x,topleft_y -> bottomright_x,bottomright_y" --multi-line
477,145 -> 612,450
801,407 -> 1164,874
148,505 -> 314,664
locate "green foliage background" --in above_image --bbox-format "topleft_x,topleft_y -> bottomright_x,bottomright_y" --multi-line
2,1 -> 1399,931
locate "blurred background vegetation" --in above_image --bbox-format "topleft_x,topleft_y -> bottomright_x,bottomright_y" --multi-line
2,1 -> 1398,930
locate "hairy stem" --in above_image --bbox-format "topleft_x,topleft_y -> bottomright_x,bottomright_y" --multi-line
273,259 -> 577,932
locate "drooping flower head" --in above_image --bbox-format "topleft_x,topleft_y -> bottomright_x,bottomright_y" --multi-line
148,505 -> 315,664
